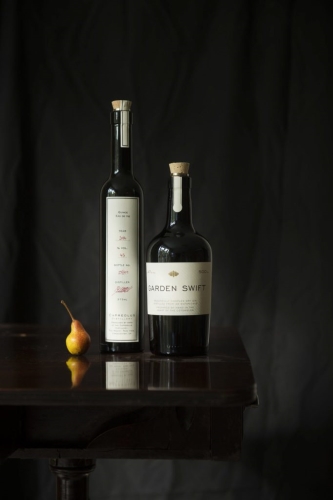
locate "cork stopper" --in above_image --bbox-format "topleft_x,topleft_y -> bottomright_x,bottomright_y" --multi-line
111,100 -> 132,111
169,162 -> 190,176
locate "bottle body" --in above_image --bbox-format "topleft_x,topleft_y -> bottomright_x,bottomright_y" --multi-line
146,163 -> 212,356
100,101 -> 144,352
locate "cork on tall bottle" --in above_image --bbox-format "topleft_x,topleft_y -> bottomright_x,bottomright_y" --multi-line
111,100 -> 132,111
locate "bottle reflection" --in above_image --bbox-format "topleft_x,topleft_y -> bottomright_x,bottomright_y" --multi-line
105,360 -> 140,390
149,358 -> 211,390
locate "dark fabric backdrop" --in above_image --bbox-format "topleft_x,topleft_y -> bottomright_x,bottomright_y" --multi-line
1,0 -> 332,498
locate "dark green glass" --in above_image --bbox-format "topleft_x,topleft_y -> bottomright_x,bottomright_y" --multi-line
147,172 -> 212,356
100,102 -> 144,353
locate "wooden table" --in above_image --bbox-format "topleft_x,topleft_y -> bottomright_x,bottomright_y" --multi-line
0,325 -> 257,499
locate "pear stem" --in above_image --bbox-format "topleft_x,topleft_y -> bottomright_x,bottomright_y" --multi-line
61,300 -> 75,322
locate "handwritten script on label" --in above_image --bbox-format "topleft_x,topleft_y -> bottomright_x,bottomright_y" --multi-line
112,286 -> 133,296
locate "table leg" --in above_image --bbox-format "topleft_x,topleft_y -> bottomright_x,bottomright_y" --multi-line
49,458 -> 96,500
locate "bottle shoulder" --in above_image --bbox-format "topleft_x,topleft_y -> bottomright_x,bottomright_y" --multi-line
149,228 -> 210,244
147,230 -> 212,262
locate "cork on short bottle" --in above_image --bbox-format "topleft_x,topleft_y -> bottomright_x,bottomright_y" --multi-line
169,162 -> 190,176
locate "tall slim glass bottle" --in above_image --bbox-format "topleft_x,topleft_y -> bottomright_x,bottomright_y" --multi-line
100,100 -> 144,352
146,162 -> 212,356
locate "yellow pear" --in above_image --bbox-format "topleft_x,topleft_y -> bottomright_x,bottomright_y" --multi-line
66,356 -> 91,388
61,300 -> 91,355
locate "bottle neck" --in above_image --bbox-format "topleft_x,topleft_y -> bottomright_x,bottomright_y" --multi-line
165,176 -> 195,232
110,110 -> 133,176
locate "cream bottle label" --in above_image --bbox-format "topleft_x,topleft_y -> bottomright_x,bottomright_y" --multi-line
146,262 -> 212,315
172,176 -> 182,212
106,361 -> 139,389
106,197 -> 139,342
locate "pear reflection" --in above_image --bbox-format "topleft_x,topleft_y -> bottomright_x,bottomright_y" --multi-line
105,361 -> 140,390
149,358 -> 210,390
66,356 -> 91,388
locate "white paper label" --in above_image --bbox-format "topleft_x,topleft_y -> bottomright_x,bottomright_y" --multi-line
105,197 -> 139,342
120,110 -> 130,147
105,361 -> 139,390
146,262 -> 212,315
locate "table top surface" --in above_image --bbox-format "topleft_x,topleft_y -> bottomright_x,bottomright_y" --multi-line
0,325 -> 257,408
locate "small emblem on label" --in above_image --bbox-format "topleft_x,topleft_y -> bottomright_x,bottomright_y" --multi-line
169,270 -> 179,277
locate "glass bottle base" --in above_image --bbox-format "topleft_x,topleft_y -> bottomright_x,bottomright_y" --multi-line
148,314 -> 210,357
150,342 -> 208,357
100,342 -> 142,354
